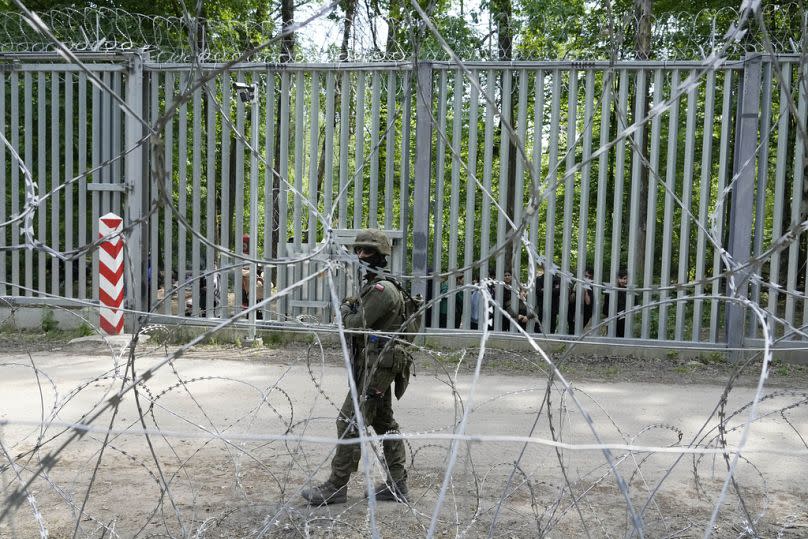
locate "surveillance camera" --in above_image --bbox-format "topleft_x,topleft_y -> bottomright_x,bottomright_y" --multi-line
232,81 -> 257,103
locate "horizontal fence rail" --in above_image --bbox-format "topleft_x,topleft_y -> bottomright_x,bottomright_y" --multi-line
1,54 -> 806,347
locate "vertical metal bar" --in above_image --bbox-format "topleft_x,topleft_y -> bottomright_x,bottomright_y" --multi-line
480,68 -> 495,294
796,64 -> 808,331
624,68 -> 646,338
277,71 -> 291,313
786,60 -> 807,330
399,72 -> 412,260
308,71 -> 320,313
369,71 -> 381,228
101,72 -> 110,213
91,72 -> 100,301
51,72 -> 60,296
353,71 -> 366,229
542,70 -> 561,333
219,72 -> 231,316
149,71 -> 160,310
641,69 -> 663,339
248,72 -> 260,330
233,72 -> 247,317
463,71 -> 480,329
293,70 -> 304,249
711,69 -> 734,342
767,64 -> 791,335
339,71 -> 350,228
575,70 -> 595,335
529,70 -> 545,330
324,72 -> 336,225
177,72 -> 188,316
205,75 -> 216,316
64,73 -> 73,298
659,70 -> 681,340
593,69 -> 612,331
78,72 -> 87,300
726,54 -> 762,353
606,69 -> 629,337
163,72 -> 174,315
263,70 -> 276,318
494,69 -> 512,332
24,72 -> 33,296
112,72 -> 122,213
511,69 -> 528,329
431,69 -> 448,329
674,70 -> 699,341
412,62 -> 433,300
0,73 -> 5,296
10,72 -> 19,296
447,68 -> 464,329
558,68 -> 577,334
37,72 -> 46,296
384,71 -> 396,229
191,77 -> 203,316
692,70 -> 718,341
125,54 -> 145,320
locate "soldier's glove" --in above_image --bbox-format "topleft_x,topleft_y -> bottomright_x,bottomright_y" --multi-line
340,297 -> 358,318
365,387 -> 386,400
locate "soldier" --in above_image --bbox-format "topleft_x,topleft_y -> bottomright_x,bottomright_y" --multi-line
301,228 -> 410,505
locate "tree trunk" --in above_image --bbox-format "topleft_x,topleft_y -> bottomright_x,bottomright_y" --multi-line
341,0 -> 357,61
633,0 -> 652,282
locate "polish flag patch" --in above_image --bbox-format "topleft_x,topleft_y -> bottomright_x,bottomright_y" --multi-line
374,283 -> 385,292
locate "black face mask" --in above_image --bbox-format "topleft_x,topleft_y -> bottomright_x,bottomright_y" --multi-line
360,252 -> 388,270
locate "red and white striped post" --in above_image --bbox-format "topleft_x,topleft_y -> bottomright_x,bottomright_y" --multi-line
98,212 -> 124,335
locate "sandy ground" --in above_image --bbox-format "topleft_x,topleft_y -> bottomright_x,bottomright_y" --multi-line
1,339 -> 807,538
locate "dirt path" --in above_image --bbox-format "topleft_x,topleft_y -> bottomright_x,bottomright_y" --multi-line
1,339 -> 807,537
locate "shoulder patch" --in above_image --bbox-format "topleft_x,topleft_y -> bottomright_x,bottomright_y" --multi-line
374,283 -> 385,292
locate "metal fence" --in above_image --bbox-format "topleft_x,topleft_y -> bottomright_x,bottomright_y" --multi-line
1,52 -> 806,347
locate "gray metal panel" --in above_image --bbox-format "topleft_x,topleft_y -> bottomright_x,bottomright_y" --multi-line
10,72 -> 19,296
293,70 -> 304,249
710,69 -> 734,343
411,63 -> 432,300
641,69 -> 664,339
163,72 -> 174,315
205,76 -> 216,316
384,71 -> 396,230
90,73 -> 99,301
558,69 -> 577,334
767,64 -> 791,335
323,72 -> 336,223
78,73 -> 87,300
24,72 -> 32,296
338,71 -> 350,228
624,68 -> 646,338
191,78 -> 203,317
353,71 -> 365,229
369,71 -> 380,228
494,69 -> 511,332
659,69 -> 681,340
592,70 -> 612,331
307,71 -> 320,313
529,70 -> 545,332
149,71 -> 160,310
263,70 -> 276,319
124,55 -> 145,318
176,72 -> 188,316
112,72 -> 122,213
447,68 -> 465,329
64,72 -> 73,298
219,73 -> 231,316
462,71 -> 480,329
399,73 -> 412,248
606,69 -> 629,337
511,69 -> 528,332
37,72 -> 45,296
480,69 -> 495,310
796,62 -> 808,332
0,73 -> 5,296
575,70 -> 595,335
51,72 -> 60,296
277,71 -> 290,314
692,70 -> 717,341
726,55 -> 762,350
431,69 -> 447,329
542,70 -> 561,334
248,72 -> 260,326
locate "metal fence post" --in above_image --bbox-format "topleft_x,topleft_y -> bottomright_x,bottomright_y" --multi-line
726,53 -> 761,357
125,51 -> 146,327
411,62 -> 432,301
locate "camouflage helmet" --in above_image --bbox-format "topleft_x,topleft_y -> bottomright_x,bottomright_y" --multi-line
352,228 -> 392,256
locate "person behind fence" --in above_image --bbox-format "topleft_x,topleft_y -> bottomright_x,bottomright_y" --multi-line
567,268 -> 594,333
438,274 -> 464,328
301,228 -> 410,506
602,266 -> 628,337
534,263 -> 560,334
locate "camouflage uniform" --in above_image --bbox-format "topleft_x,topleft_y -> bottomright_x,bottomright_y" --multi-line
329,273 -> 408,488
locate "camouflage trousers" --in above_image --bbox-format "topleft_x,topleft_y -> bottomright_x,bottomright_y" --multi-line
328,365 -> 407,487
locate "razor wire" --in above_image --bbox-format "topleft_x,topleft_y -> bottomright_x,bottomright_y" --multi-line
1,0 -> 808,538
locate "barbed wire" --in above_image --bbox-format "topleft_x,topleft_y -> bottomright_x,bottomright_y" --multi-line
0,0 -> 807,537
0,3 -> 804,62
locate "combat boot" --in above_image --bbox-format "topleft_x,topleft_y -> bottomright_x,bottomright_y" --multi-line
301,481 -> 347,505
367,479 -> 408,502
